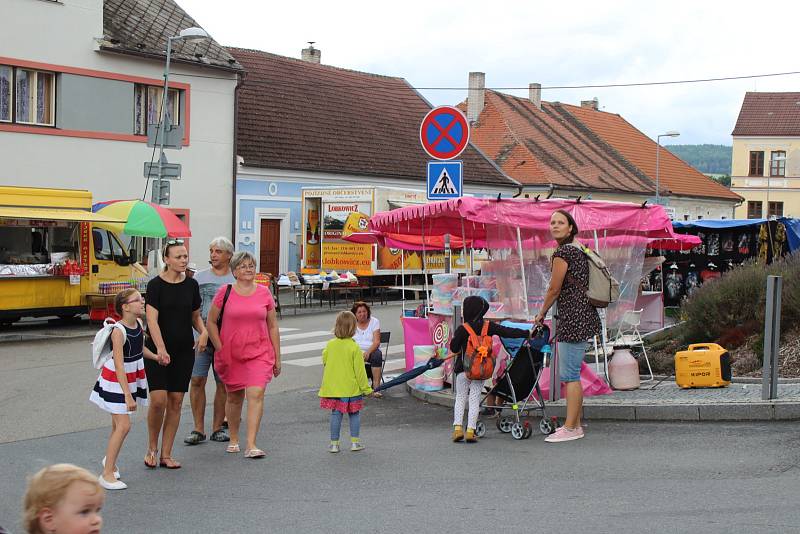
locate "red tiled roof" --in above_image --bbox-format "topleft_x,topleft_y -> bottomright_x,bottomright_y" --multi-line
467,91 -> 656,194
227,48 -> 516,187
563,104 -> 741,201
732,92 -> 800,136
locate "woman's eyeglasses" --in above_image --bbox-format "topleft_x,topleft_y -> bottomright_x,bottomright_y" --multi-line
236,264 -> 257,271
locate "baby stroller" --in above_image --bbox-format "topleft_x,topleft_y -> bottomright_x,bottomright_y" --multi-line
474,324 -> 557,440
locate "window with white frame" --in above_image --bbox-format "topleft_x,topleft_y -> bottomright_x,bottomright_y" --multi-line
15,68 -> 55,126
770,151 -> 786,177
134,84 -> 180,135
0,66 -> 55,126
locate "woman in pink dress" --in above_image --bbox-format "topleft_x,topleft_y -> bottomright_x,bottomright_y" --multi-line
206,251 -> 281,459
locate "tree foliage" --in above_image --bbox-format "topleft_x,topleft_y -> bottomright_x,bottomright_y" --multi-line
666,144 -> 732,174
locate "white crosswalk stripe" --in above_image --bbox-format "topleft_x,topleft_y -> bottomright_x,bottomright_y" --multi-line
279,331 -> 332,341
283,345 -> 405,366
278,327 -> 299,333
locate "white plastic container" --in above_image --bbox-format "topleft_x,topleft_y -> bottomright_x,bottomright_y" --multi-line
608,346 -> 640,390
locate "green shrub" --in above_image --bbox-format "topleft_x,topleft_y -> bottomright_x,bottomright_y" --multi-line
679,253 -> 800,346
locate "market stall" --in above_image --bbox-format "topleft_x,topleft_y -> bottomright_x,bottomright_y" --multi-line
651,217 -> 800,306
370,197 -> 679,396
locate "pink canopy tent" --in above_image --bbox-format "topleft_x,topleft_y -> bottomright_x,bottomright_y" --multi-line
370,197 -> 675,240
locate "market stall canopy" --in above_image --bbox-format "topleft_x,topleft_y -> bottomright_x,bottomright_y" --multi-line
92,200 -> 191,238
673,217 -> 800,253
370,197 -> 674,240
648,232 -> 701,251
342,230 -> 473,250
0,206 -> 124,223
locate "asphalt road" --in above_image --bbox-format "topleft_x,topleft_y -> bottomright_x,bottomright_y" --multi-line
2,306 -> 800,533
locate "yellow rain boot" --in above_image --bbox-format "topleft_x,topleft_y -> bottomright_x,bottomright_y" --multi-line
452,425 -> 464,442
465,428 -> 477,443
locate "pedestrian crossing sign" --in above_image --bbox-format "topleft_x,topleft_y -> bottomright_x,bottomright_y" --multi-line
427,160 -> 463,200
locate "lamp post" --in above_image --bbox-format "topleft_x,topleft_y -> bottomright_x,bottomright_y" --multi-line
655,131 -> 680,205
154,27 -> 210,204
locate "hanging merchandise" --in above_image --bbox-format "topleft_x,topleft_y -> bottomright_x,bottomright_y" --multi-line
693,232 -> 706,255
706,233 -> 720,256
685,263 -> 700,296
701,262 -> 721,283
721,233 -> 735,253
665,264 -> 684,303
758,224 -> 769,264
737,232 -> 750,255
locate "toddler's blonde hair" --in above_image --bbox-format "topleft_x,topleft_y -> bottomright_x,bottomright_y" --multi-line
23,463 -> 103,534
333,311 -> 357,339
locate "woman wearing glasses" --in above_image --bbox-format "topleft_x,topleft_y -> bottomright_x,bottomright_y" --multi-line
143,240 -> 206,469
207,251 -> 281,459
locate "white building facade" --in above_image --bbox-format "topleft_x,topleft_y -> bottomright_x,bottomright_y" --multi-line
0,0 -> 242,258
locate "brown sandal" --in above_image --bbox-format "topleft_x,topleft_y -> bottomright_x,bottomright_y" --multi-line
144,450 -> 158,469
159,456 -> 181,469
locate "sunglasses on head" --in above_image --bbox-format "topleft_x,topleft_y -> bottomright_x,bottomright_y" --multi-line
166,239 -> 184,245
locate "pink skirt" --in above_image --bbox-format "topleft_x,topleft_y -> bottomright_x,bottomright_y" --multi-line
320,397 -> 364,413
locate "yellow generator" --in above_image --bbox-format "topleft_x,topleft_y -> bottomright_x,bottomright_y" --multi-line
675,343 -> 731,389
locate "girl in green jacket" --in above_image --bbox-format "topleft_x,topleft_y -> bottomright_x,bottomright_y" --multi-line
319,311 -> 374,453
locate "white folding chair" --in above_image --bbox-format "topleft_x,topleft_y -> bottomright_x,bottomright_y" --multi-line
613,309 -> 654,382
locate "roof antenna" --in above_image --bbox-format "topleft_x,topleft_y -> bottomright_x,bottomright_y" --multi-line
307,41 -> 315,49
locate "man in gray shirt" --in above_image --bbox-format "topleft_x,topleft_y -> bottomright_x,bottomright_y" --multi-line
185,237 -> 236,445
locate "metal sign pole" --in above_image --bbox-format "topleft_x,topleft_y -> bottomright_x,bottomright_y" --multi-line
516,227 -> 530,319
548,303 -> 560,402
762,275 -> 782,400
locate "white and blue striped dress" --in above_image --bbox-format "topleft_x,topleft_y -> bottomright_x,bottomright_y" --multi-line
89,322 -> 149,414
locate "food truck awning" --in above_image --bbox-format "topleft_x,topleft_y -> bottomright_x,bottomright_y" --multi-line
0,206 -> 125,223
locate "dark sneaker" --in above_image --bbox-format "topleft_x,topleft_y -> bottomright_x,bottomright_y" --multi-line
183,430 -> 206,445
210,428 -> 230,442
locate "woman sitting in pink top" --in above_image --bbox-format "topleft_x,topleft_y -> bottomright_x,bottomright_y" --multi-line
206,251 -> 282,459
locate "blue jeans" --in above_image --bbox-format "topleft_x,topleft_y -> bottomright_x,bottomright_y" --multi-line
557,341 -> 586,382
330,410 -> 361,441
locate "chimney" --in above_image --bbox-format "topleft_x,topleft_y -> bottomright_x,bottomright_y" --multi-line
467,72 -> 485,124
529,83 -> 541,110
301,42 -> 321,64
581,97 -> 599,110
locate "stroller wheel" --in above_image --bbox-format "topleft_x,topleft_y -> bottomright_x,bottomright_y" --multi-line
475,421 -> 486,438
511,423 -> 525,440
497,417 -> 513,433
539,417 -> 555,435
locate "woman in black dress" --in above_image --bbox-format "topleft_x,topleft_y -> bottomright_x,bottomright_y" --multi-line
144,241 -> 207,469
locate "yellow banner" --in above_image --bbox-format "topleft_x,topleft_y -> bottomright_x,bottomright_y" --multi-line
321,242 -> 372,273
377,247 -> 470,271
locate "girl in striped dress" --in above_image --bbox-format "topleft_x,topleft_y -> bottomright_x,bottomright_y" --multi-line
89,289 -> 163,490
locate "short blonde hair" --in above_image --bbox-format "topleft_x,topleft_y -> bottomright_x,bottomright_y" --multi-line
23,464 -> 104,534
230,251 -> 257,273
334,311 -> 357,339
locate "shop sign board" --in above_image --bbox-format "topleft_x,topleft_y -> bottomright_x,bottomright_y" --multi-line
321,242 -> 372,272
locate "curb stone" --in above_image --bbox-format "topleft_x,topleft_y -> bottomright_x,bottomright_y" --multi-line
406,384 -> 800,422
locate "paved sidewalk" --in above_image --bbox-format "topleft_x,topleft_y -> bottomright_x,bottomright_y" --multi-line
408,378 -> 800,421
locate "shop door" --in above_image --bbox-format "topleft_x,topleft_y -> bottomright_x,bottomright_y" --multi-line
259,219 -> 281,276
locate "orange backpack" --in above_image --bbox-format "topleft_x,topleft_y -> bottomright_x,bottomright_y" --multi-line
463,322 -> 495,381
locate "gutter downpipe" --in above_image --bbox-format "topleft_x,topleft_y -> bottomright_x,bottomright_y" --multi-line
232,71 -> 246,241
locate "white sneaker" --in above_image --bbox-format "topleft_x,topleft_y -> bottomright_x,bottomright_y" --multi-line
351,441 -> 365,452
101,457 -> 120,480
98,474 -> 127,490
328,442 -> 340,453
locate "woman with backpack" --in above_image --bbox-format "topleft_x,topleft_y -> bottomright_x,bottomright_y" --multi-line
534,209 -> 601,443
449,296 -> 531,443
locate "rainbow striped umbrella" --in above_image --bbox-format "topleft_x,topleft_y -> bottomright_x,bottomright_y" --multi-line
92,200 -> 192,238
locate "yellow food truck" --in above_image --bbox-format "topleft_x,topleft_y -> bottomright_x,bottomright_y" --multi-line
0,186 -> 145,324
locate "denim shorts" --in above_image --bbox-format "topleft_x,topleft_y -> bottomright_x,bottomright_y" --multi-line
557,341 -> 586,382
192,346 -> 221,382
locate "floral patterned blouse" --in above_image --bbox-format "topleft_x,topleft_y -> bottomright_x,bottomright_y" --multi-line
552,243 -> 601,343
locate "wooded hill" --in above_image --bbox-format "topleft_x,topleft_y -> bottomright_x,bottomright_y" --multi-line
666,144 -> 732,175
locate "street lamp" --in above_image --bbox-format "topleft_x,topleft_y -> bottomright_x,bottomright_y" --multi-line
655,131 -> 680,205
153,27 -> 210,204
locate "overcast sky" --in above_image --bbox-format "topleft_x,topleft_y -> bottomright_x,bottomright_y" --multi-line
180,0 -> 800,146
